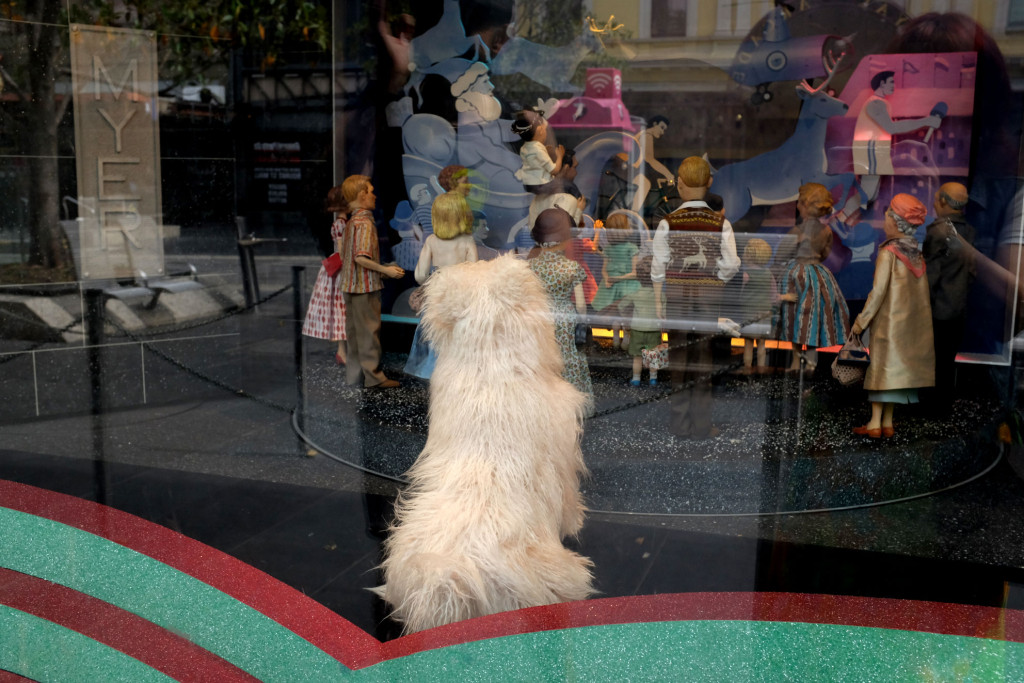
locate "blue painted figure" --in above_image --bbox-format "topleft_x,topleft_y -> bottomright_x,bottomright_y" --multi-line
713,50 -> 857,225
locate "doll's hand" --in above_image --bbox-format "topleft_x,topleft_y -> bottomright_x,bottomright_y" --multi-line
780,292 -> 798,303
383,265 -> 404,279
851,324 -> 862,336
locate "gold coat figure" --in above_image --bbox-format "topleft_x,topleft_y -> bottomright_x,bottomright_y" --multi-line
857,245 -> 935,392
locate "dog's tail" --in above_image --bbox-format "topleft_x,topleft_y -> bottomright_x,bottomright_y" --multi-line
377,553 -> 489,634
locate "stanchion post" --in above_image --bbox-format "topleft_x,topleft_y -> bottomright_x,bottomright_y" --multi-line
293,265 -> 307,436
236,216 -> 260,310
84,288 -> 109,504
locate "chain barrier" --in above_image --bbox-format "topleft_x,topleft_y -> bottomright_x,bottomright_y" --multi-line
0,314 -> 85,365
103,311 -> 295,414
105,282 -> 294,339
0,281 -> 295,412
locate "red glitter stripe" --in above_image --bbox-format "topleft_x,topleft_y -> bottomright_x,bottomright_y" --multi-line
0,568 -> 256,682
0,480 -> 383,670
381,592 -> 1024,662
0,672 -> 33,682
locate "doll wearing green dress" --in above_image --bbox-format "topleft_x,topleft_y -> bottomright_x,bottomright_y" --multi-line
590,214 -> 640,349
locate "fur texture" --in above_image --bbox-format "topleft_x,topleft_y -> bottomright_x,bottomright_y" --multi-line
374,254 -> 594,633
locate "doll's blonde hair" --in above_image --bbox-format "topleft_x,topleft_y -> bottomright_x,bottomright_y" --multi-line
743,238 -> 772,266
432,192 -> 473,240
341,175 -> 371,203
798,183 -> 834,218
677,156 -> 711,188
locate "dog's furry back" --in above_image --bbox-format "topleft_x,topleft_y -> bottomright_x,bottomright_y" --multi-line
375,255 -> 593,633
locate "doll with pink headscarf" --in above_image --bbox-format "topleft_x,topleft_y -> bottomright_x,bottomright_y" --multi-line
850,193 -> 935,438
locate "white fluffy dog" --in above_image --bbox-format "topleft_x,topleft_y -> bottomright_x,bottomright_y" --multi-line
374,254 -> 594,633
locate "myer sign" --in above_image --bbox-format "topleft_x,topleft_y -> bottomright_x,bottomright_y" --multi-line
71,25 -> 163,279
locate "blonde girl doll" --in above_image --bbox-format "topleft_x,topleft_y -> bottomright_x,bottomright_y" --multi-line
739,238 -> 779,370
404,192 -> 478,379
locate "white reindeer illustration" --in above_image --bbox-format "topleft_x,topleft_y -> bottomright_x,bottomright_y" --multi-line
681,242 -> 707,271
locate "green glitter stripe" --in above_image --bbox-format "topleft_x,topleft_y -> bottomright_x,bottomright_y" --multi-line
358,621 -> 1024,681
0,507 -> 349,681
0,605 -> 172,682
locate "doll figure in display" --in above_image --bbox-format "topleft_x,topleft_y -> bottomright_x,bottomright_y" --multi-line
589,213 -> 640,350
404,192 -> 479,380
301,187 -> 349,365
739,237 -> 779,370
851,193 -> 934,438
528,208 -> 594,411
511,109 -> 565,195
523,190 -> 599,304
618,256 -> 663,386
775,182 -> 850,372
438,164 -> 471,197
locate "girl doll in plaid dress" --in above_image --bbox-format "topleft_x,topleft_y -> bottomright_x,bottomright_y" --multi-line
302,186 -> 349,364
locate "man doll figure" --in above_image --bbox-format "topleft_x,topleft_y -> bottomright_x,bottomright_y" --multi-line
923,182 -> 976,408
339,175 -> 405,388
652,156 -> 740,439
632,115 -> 675,213
840,70 -> 942,221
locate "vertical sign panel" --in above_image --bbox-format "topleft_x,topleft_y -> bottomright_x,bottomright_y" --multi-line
71,25 -> 163,280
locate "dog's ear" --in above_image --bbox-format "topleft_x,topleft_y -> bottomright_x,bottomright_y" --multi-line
419,259 -> 472,349
421,254 -> 549,354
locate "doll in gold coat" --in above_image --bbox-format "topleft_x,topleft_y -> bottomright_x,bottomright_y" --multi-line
851,193 -> 935,438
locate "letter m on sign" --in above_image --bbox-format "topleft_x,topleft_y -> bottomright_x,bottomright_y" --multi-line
92,55 -> 139,101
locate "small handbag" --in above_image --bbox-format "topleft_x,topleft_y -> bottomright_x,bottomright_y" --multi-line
642,342 -> 669,370
322,252 -> 342,277
831,333 -> 869,386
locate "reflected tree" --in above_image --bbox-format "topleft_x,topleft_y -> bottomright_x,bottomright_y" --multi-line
0,0 -> 329,282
